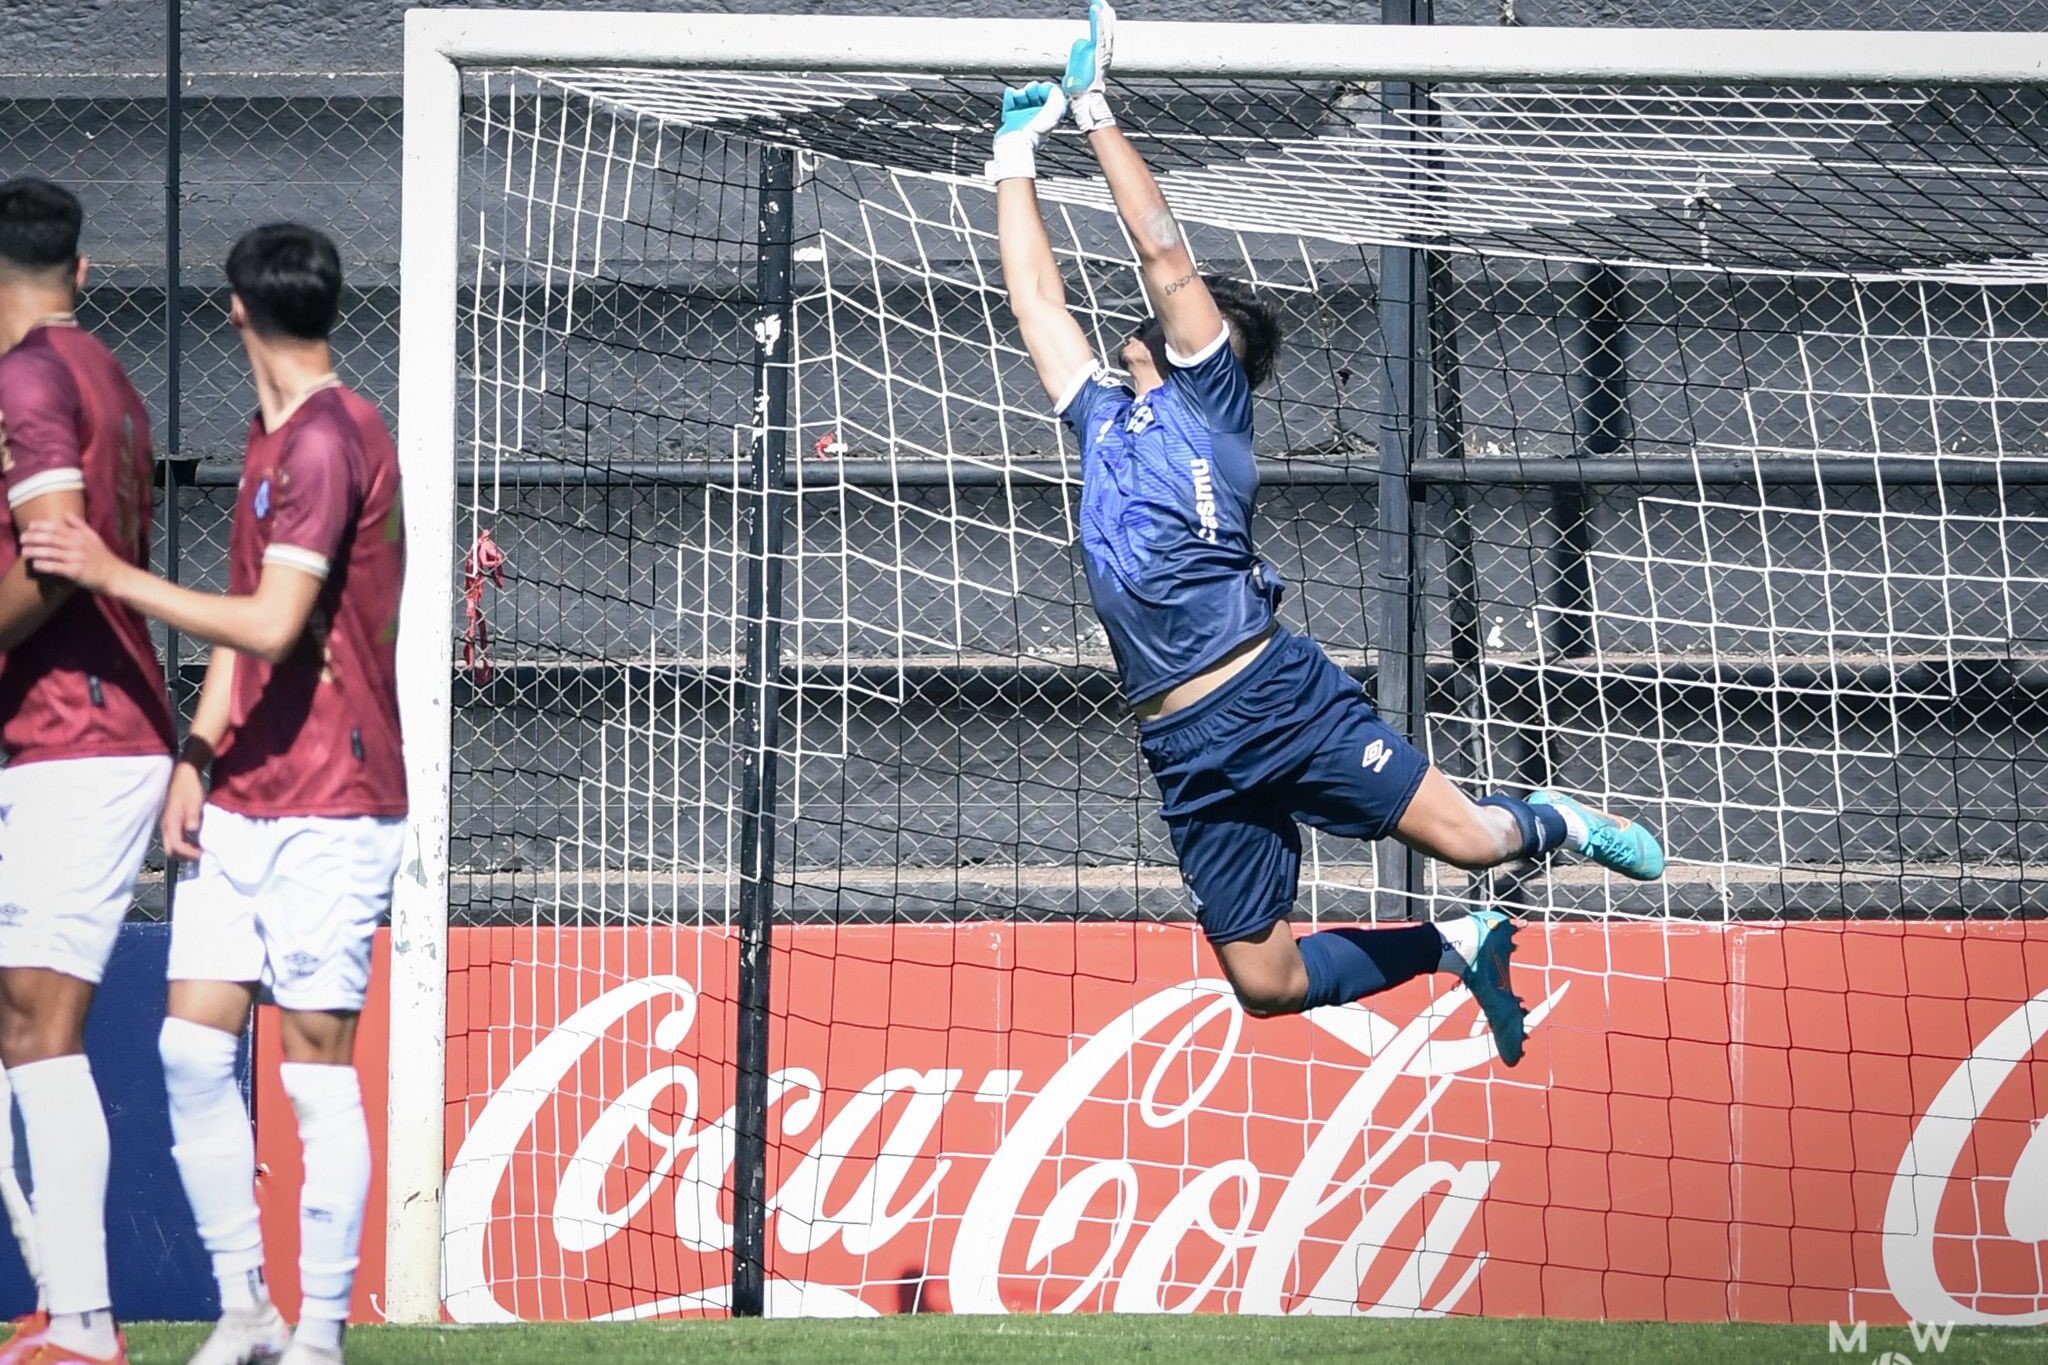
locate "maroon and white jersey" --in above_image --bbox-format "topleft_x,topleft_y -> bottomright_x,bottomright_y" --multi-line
0,317 -> 174,765
210,380 -> 406,819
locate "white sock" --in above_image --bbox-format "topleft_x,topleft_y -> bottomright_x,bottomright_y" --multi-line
10,1056 -> 115,1355
281,1063 -> 368,1348
1436,914 -> 1481,973
160,1019 -> 268,1313
1553,799 -> 1594,851
0,1064 -> 45,1309
294,1317 -> 344,1353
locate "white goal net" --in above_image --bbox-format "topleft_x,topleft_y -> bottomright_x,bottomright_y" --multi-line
396,16 -> 2048,1327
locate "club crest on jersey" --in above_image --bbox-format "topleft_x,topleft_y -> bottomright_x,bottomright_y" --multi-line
253,477 -> 272,520
1124,402 -> 1156,435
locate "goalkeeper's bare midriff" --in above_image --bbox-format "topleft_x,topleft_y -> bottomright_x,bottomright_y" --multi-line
1133,627 -> 1276,722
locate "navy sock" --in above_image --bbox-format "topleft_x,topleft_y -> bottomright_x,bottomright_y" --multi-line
1478,794 -> 1568,860
1298,924 -> 1444,1010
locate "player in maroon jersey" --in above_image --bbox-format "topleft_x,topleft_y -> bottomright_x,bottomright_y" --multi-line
0,177 -> 175,1365
25,223 -> 402,1365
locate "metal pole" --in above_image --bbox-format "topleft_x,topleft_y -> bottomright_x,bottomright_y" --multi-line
1425,252 -> 1488,757
164,0 -> 182,626
1551,264 -> 1628,665
163,0 -> 185,915
730,144 -> 796,1320
1374,0 -> 1431,914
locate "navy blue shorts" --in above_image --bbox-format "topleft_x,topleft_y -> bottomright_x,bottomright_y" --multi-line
1138,628 -> 1430,946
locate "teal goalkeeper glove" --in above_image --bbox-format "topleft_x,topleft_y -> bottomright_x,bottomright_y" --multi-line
1062,1 -> 1116,133
988,81 -> 1067,183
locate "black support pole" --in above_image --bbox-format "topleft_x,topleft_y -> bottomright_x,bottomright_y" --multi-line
164,0 -> 183,655
1552,264 -> 1628,665
162,0 -> 185,916
730,144 -> 796,1321
1374,0 -> 1431,915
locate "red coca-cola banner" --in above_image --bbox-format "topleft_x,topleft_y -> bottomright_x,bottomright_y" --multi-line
263,921 -> 2048,1324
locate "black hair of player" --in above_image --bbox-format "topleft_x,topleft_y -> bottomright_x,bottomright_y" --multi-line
226,222 -> 343,341
1203,276 -> 1282,390
1132,277 -> 1283,391
0,177 -> 83,275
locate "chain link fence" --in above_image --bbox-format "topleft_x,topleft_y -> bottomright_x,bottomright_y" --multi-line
6,1 -> 2048,924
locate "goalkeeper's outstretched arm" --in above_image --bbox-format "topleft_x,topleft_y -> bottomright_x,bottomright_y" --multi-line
992,82 -> 1096,404
1063,1 -> 1225,359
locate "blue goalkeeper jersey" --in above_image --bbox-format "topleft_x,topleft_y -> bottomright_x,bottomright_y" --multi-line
1059,328 -> 1283,706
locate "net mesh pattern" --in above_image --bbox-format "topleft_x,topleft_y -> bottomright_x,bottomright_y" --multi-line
448,67 -> 2048,930
437,61 -> 2048,1321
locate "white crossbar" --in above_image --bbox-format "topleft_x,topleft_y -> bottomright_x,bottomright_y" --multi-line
408,11 -> 2048,86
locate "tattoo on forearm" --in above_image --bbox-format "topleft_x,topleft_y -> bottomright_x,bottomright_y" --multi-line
1141,207 -> 1182,252
1163,270 -> 1197,295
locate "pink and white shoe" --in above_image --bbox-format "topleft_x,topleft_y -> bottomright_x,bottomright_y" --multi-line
0,1312 -> 50,1365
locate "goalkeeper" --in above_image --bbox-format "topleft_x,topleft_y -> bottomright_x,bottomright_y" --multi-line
991,3 -> 1665,1065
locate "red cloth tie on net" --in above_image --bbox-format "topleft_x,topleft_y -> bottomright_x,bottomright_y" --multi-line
462,529 -> 506,684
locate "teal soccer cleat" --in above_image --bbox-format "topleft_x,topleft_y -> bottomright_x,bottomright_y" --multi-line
1457,909 -> 1527,1068
1529,789 -> 1667,881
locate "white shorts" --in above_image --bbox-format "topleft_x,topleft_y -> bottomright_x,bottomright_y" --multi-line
0,753 -> 172,984
169,803 -> 404,1012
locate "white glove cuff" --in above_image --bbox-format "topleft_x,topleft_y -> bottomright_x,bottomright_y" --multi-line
1069,91 -> 1116,133
986,136 -> 1039,183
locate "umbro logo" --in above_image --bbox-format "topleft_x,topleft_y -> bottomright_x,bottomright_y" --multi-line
1361,739 -> 1393,773
0,904 -> 25,925
284,950 -> 321,978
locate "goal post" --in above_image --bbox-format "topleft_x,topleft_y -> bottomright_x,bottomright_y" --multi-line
394,9 -> 2048,1323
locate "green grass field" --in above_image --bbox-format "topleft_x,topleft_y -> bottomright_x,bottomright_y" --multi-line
117,1318 -> 2046,1364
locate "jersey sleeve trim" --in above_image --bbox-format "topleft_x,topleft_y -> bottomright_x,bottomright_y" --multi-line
5,467 -> 85,508
1054,360 -> 1104,416
262,544 -> 332,579
1165,326 -> 1231,369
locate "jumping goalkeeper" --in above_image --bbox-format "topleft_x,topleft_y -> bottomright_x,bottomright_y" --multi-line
992,2 -> 1665,1065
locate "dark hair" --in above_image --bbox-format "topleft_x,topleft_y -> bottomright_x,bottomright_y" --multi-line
0,177 -> 83,274
1134,277 -> 1284,391
226,222 -> 342,340
1203,276 -> 1283,390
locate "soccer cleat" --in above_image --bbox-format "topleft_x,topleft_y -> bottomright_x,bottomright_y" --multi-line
1457,909 -> 1527,1068
19,1337 -> 125,1365
276,1340 -> 343,1365
183,1306 -> 288,1365
0,1313 -> 49,1365
1529,790 -> 1666,881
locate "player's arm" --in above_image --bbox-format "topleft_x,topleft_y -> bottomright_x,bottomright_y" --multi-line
15,528 -> 320,665
1063,2 -> 1225,359
0,488 -> 82,651
25,416 -> 355,663
161,645 -> 234,858
0,348 -> 87,650
992,82 -> 1097,405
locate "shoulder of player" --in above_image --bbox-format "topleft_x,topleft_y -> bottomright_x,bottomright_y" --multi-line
1164,324 -> 1233,372
1058,362 -> 1134,416
0,330 -> 77,404
61,327 -> 150,417
281,389 -> 372,463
